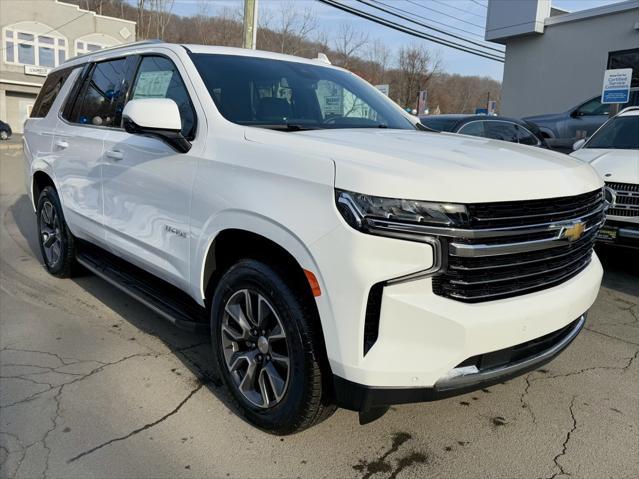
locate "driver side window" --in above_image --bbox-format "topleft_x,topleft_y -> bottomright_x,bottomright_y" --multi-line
576,98 -> 610,116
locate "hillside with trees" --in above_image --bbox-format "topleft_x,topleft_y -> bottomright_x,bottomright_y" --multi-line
68,0 -> 501,113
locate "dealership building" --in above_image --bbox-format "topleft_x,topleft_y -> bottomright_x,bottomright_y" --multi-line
486,0 -> 639,117
0,0 -> 136,132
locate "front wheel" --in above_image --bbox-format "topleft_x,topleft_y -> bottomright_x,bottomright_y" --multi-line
36,186 -> 77,277
210,259 -> 334,434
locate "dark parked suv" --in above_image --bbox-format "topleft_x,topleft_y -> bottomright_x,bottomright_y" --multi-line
524,88 -> 639,151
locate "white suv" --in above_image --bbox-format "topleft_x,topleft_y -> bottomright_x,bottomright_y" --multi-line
24,41 -> 605,434
571,107 -> 639,248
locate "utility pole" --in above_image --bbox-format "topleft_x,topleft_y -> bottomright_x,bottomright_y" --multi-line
243,0 -> 258,50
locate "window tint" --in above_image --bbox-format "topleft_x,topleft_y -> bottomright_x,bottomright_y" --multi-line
457,121 -> 485,137
576,97 -> 610,116
484,121 -> 520,142
419,116 -> 459,132
191,54 -> 414,130
586,116 -> 639,149
69,58 -> 129,127
514,125 -> 539,146
130,56 -> 196,139
31,67 -> 74,118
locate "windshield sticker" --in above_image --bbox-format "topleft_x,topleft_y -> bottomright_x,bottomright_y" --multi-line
133,71 -> 173,99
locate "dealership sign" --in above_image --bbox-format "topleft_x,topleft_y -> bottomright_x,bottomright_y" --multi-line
24,65 -> 51,77
601,68 -> 632,104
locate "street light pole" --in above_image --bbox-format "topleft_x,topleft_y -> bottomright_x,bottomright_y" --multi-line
243,0 -> 258,50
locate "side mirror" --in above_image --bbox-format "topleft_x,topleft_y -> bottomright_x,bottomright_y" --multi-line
122,98 -> 191,153
572,138 -> 587,150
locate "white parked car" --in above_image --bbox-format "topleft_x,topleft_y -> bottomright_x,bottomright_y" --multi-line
24,41 -> 605,433
571,107 -> 639,248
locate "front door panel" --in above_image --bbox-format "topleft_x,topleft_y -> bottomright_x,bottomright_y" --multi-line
101,132 -> 196,289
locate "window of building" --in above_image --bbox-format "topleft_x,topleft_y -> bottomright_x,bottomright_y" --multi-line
608,48 -> 639,89
3,26 -> 67,68
75,41 -> 107,55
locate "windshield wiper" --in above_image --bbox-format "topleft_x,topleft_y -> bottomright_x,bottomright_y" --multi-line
253,123 -> 319,132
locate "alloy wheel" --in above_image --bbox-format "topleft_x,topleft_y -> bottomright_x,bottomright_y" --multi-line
40,200 -> 63,267
220,288 -> 291,409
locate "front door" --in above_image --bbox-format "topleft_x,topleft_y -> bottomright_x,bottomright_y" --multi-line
101,54 -> 201,290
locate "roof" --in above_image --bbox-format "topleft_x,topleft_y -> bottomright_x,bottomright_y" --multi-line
183,44 -> 341,68
58,41 -> 342,72
618,106 -> 639,117
545,0 -> 639,27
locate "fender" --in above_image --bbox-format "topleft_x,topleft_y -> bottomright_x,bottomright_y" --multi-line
191,209 -> 337,345
29,158 -> 57,211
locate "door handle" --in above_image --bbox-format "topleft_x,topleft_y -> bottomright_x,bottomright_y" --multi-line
54,139 -> 69,149
105,149 -> 124,161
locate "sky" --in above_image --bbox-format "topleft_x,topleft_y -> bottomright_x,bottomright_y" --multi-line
162,0 -> 625,81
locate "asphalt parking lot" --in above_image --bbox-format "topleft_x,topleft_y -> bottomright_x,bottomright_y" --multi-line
1,144 -> 638,479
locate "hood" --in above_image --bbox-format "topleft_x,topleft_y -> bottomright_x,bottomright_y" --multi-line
245,128 -> 603,203
570,148 -> 639,185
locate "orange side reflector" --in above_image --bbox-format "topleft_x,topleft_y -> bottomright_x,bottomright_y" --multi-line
303,269 -> 321,297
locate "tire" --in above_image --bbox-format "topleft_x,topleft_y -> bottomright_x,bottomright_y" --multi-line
210,259 -> 335,434
36,186 -> 77,278
0,131 -> 8,141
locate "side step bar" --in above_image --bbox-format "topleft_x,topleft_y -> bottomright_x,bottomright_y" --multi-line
76,243 -> 208,333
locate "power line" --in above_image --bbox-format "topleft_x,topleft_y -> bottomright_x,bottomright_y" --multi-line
369,0 -> 501,51
470,0 -> 488,9
358,0 -> 504,55
428,0 -> 487,19
402,0 -> 486,30
316,0 -> 504,62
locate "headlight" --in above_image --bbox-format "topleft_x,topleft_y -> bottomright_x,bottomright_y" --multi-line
335,189 -> 468,235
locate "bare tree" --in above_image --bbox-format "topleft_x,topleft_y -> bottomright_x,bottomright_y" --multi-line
149,0 -> 174,40
392,44 -> 441,108
365,38 -> 392,85
193,0 -> 211,44
273,2 -> 318,55
333,22 -> 368,69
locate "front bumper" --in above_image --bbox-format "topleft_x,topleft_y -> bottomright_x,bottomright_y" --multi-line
334,314 -> 585,411
311,224 -> 603,389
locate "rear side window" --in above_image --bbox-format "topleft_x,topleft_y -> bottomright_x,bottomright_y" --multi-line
129,56 -> 196,139
68,58 -> 131,128
458,121 -> 485,137
31,67 -> 74,118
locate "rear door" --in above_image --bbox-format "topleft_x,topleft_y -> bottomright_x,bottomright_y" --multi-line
101,54 -> 201,289
53,57 -> 133,244
24,66 -> 76,199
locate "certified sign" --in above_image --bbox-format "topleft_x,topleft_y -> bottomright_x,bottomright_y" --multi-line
601,68 -> 632,104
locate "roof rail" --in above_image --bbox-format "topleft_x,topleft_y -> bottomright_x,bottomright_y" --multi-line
65,39 -> 164,63
618,105 -> 639,115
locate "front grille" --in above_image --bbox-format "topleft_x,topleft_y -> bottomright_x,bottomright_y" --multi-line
606,182 -> 639,218
433,189 -> 605,303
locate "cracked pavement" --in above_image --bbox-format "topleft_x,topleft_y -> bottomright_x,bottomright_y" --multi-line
2,146 -> 638,478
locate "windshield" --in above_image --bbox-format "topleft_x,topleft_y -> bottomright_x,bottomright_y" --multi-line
586,115 -> 639,149
418,117 -> 460,132
191,54 -> 415,131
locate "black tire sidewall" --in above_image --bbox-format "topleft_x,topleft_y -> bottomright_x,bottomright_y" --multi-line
210,259 -> 319,434
36,186 -> 75,276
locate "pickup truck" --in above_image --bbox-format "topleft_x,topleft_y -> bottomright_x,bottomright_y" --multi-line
24,41 -> 605,434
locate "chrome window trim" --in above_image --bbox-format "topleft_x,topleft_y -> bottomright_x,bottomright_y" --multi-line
457,119 -> 541,146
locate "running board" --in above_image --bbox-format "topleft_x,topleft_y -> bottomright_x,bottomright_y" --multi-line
76,243 -> 208,333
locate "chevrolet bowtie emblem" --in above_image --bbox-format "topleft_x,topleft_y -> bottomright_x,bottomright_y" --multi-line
561,222 -> 585,241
